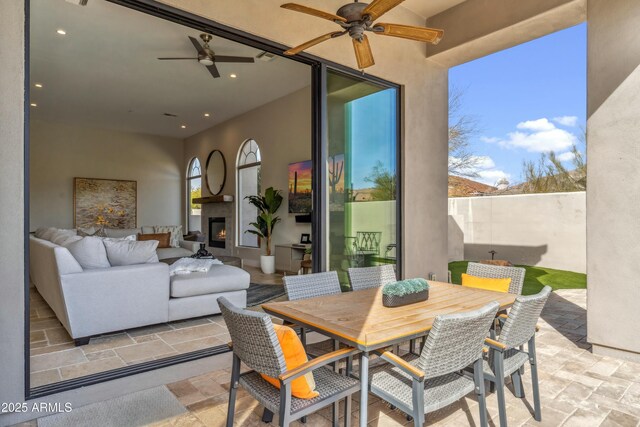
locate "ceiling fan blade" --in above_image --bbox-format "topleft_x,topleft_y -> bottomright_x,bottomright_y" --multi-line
284,31 -> 345,56
188,36 -> 206,55
157,57 -> 197,60
281,3 -> 347,23
213,55 -> 255,63
353,35 -> 375,69
206,63 -> 221,79
362,0 -> 405,21
373,23 -> 444,44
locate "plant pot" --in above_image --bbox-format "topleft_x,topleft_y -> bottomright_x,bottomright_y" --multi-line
382,289 -> 429,308
260,255 -> 276,274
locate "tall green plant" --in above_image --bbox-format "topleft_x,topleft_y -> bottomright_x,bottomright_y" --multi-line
245,187 -> 283,256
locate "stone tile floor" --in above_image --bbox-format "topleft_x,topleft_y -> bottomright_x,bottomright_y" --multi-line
29,266 -> 283,387
19,289 -> 640,426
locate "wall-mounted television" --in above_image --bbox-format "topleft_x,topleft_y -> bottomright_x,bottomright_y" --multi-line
288,160 -> 312,214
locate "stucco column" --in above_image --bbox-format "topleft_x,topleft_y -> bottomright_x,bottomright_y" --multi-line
587,0 -> 640,361
0,0 -> 27,414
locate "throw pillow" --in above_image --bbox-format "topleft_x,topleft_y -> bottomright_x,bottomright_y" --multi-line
103,239 -> 159,266
260,324 -> 318,399
63,237 -> 111,269
50,229 -> 78,245
154,225 -> 182,248
39,227 -> 58,241
137,232 -> 171,248
77,226 -> 97,236
461,273 -> 511,293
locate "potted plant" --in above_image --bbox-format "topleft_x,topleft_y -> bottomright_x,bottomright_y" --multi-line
382,278 -> 430,308
245,187 -> 283,274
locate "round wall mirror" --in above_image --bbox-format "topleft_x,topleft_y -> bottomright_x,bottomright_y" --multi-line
205,150 -> 226,195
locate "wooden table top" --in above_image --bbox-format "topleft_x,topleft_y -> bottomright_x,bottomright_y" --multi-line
262,281 -> 517,351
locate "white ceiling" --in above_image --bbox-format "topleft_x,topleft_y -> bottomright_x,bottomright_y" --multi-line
29,0 -> 312,138
402,0 -> 467,19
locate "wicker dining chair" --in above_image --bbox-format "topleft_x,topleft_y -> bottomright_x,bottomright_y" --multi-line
369,301 -> 500,427
348,265 -> 396,291
483,286 -> 551,427
283,271 -> 343,357
467,262 -> 526,295
218,297 -> 360,427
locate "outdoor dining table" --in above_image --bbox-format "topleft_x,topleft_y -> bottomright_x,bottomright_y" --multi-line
262,281 -> 517,427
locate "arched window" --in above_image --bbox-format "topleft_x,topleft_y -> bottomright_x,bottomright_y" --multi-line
187,157 -> 202,232
237,140 -> 261,247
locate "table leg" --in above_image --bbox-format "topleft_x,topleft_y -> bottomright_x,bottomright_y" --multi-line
359,351 -> 369,427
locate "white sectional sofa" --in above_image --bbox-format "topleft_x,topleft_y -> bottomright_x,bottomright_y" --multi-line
29,229 -> 250,345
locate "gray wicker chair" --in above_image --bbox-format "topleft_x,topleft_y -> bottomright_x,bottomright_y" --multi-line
283,271 -> 343,357
467,262 -> 526,295
369,301 -> 500,427
348,265 -> 396,291
484,286 -> 552,427
218,297 -> 360,427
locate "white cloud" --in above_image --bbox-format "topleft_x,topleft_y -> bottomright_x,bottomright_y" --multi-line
449,155 -> 510,186
499,128 -> 577,152
476,169 -> 511,186
481,136 -> 500,144
553,116 -> 579,127
556,151 -> 576,162
516,118 -> 556,132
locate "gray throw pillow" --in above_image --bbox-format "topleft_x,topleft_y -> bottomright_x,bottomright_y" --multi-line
63,236 -> 111,269
102,239 -> 159,266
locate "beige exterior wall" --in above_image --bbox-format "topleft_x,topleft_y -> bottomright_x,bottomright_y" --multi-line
587,0 -> 640,361
184,87 -> 313,265
448,193 -> 586,273
0,0 -> 26,410
158,0 -> 451,281
30,120 -> 185,231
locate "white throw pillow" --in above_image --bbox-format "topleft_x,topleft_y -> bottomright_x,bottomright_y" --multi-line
35,227 -> 55,239
39,227 -> 58,241
154,225 -> 182,248
103,239 -> 159,266
102,234 -> 136,242
63,237 -> 111,269
50,229 -> 78,245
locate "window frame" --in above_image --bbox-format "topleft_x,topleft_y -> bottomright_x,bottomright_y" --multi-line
186,157 -> 202,232
236,139 -> 262,248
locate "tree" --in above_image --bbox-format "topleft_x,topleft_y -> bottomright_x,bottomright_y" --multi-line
449,86 -> 481,177
522,144 -> 586,193
364,161 -> 396,201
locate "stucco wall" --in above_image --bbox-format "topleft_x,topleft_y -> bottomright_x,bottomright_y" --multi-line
587,0 -> 640,360
184,87 -> 313,266
448,192 -> 586,273
30,120 -> 185,230
0,0 -> 26,411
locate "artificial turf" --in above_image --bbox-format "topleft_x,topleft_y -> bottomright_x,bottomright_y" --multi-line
448,261 -> 587,295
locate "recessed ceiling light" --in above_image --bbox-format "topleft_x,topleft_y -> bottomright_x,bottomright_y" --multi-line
30,103 -> 37,107
181,125 -> 187,129
204,113 -> 210,117
229,74 -> 237,79
34,83 -> 43,88
56,29 -> 66,35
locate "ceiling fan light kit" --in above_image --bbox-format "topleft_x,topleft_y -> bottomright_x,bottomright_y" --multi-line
281,0 -> 444,69
158,33 -> 255,79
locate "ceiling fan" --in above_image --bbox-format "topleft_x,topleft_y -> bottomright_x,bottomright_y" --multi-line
158,34 -> 255,79
281,0 -> 444,69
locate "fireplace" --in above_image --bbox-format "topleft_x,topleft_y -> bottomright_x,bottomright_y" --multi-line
208,217 -> 226,248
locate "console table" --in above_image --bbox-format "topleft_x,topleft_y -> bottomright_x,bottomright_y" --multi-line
275,244 -> 307,274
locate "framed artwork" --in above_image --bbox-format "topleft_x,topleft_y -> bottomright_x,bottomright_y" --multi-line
300,233 -> 311,244
73,178 -> 137,229
288,160 -> 312,213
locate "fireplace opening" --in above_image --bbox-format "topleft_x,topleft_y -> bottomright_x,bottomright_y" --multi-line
208,217 -> 226,248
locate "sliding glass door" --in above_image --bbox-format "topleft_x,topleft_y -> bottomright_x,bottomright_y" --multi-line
325,70 -> 399,287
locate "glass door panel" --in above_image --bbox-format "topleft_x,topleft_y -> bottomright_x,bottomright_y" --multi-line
326,70 -> 399,288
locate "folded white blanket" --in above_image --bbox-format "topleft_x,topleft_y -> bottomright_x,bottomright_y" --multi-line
169,257 -> 223,276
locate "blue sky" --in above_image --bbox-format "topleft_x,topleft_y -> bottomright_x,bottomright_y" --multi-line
449,22 -> 587,186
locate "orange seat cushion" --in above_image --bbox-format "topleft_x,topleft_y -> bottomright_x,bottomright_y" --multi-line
260,324 -> 319,399
461,273 -> 511,293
